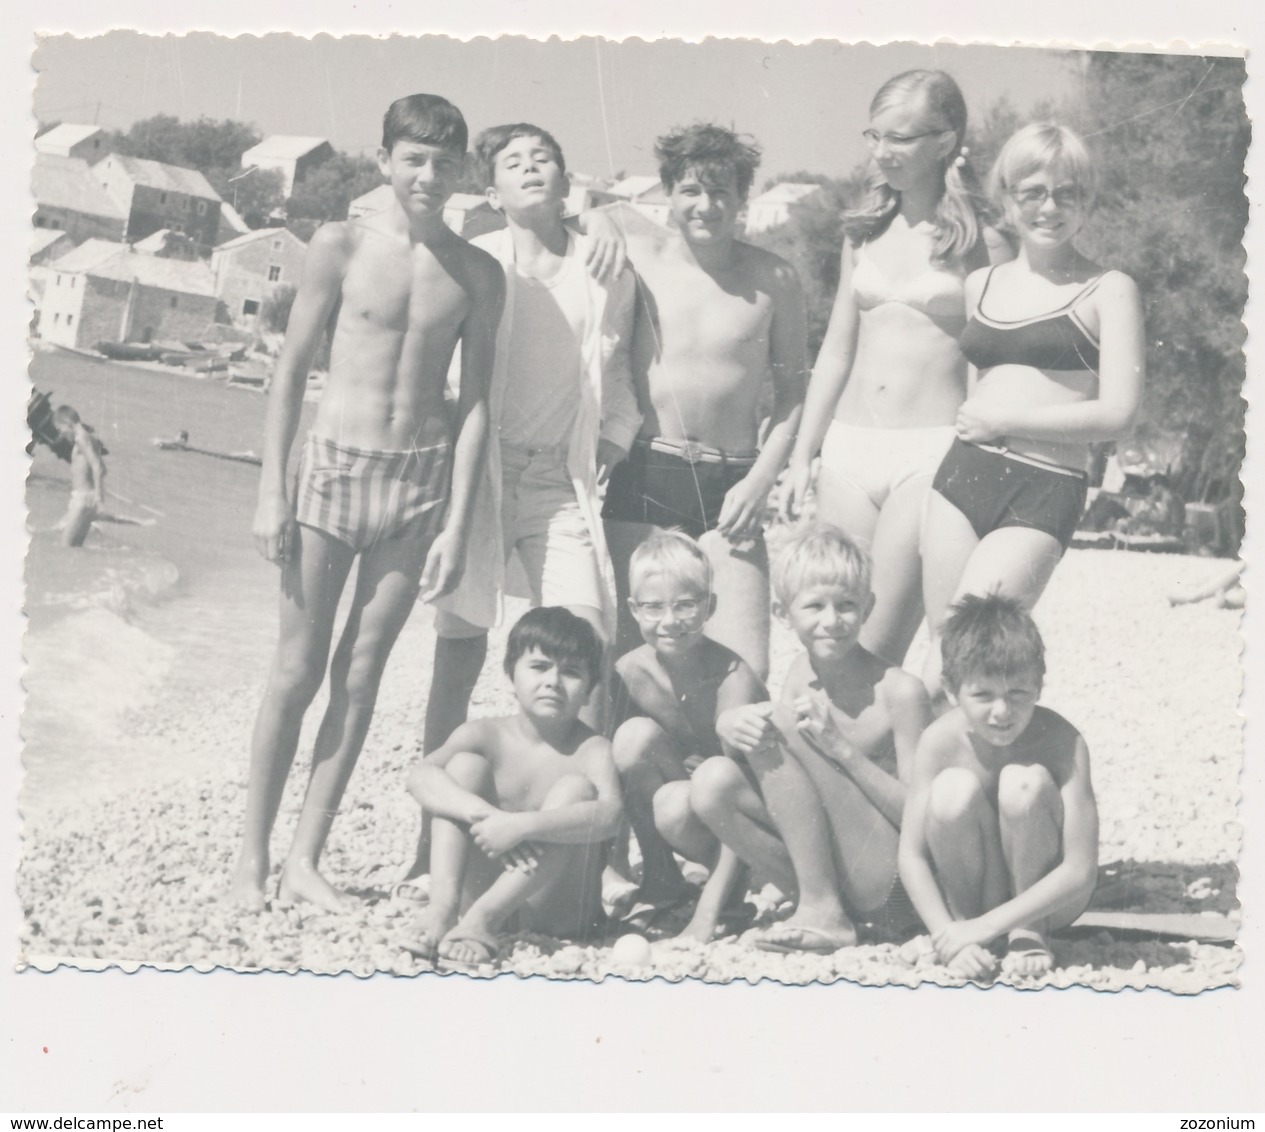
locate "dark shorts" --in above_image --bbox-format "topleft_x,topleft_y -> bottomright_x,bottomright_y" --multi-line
931,438 -> 1088,551
601,437 -> 757,540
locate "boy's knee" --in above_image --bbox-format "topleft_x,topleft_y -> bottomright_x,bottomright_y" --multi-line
612,716 -> 669,773
927,768 -> 986,825
271,649 -> 326,703
544,773 -> 598,808
997,764 -> 1058,819
689,757 -> 744,821
652,780 -> 694,838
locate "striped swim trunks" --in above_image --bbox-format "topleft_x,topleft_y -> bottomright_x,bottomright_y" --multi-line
293,426 -> 451,552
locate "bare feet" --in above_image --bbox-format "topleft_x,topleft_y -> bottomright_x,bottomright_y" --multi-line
676,912 -> 719,944
1001,929 -> 1054,979
277,861 -> 362,914
224,858 -> 270,912
897,934 -> 937,967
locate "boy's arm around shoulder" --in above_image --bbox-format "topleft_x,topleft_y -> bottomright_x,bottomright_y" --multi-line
418,246 -> 505,603
513,734 -> 624,845
254,222 -> 351,563
409,718 -> 501,826
597,265 -> 641,477
897,714 -> 966,937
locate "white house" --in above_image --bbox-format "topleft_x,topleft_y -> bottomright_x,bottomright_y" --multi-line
745,182 -> 822,233
210,227 -> 309,327
346,185 -> 503,238
590,175 -> 671,227
239,136 -> 335,198
35,123 -> 109,163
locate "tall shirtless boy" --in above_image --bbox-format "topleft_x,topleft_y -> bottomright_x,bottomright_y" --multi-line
602,123 -> 808,679
226,94 -> 504,912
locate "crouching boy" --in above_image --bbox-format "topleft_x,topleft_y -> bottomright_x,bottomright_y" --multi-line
898,594 -> 1099,980
406,607 -> 622,969
611,531 -> 768,942
696,525 -> 929,954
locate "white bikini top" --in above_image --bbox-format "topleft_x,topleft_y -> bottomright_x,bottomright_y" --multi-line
850,236 -> 966,323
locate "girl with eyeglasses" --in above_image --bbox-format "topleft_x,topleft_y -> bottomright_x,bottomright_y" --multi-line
783,69 -> 1010,668
919,122 -> 1145,699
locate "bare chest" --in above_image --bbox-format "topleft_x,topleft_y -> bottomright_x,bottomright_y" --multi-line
341,245 -> 470,336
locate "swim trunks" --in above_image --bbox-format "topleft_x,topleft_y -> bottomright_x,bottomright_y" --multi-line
960,268 -> 1103,373
819,420 -> 956,511
601,436 -> 759,540
293,427 -> 451,552
931,437 -> 1088,551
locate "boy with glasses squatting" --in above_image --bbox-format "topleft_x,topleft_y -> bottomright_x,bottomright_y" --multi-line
609,531 -> 771,942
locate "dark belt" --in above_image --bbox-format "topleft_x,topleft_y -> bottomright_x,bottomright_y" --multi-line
638,435 -> 759,467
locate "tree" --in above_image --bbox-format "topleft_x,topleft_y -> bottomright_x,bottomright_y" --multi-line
1074,53 -> 1248,522
285,152 -> 384,224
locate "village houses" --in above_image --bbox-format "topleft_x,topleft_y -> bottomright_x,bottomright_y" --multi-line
33,154 -> 129,244
40,239 -> 218,352
239,136 -> 334,198
92,153 -> 224,252
590,175 -> 671,226
347,184 -> 503,239
34,123 -> 110,164
210,227 -> 308,327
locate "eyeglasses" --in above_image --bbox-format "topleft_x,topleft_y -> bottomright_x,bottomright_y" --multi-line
862,128 -> 948,151
632,598 -> 705,620
1011,185 -> 1083,209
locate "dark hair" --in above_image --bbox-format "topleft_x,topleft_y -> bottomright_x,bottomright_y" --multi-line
842,69 -> 992,264
381,93 -> 468,154
655,123 -> 762,200
503,606 -> 604,690
940,593 -> 1046,694
473,123 -> 567,190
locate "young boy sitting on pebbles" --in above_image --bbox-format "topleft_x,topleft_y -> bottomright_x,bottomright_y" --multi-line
405,606 -> 622,970
690,524 -> 929,955
898,594 -> 1099,980
611,531 -> 768,942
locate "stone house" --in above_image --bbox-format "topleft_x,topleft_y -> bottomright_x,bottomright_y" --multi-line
32,154 -> 129,244
745,182 -> 821,233
210,227 -> 308,327
93,154 -> 223,252
40,240 -> 218,351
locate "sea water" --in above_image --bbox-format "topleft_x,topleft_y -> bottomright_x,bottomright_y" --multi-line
22,349 -> 313,812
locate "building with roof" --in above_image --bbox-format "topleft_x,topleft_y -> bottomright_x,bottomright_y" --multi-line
239,136 -> 334,198
745,182 -> 822,233
346,184 -> 503,239
33,154 -> 129,244
210,227 -> 308,327
92,154 -> 223,251
28,230 -> 77,333
40,240 -> 218,351
215,201 -> 253,245
35,124 -> 110,163
590,175 -> 671,226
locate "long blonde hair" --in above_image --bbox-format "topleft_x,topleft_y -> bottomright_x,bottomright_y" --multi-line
842,70 -> 990,264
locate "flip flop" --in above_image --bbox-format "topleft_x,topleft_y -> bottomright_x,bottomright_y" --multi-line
1001,929 -> 1053,977
403,929 -> 443,965
753,924 -> 855,955
617,890 -> 697,932
388,878 -> 430,907
437,929 -> 502,974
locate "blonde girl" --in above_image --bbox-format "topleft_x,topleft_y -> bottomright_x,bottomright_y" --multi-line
920,123 -> 1145,695
783,69 -> 1009,666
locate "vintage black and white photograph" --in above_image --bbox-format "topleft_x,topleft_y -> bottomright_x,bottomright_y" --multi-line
18,33 -> 1247,995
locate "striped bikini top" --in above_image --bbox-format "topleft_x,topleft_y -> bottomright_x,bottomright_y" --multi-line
960,268 -> 1103,373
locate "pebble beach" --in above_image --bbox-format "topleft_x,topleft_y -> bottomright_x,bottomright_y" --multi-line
18,520 -> 1244,991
